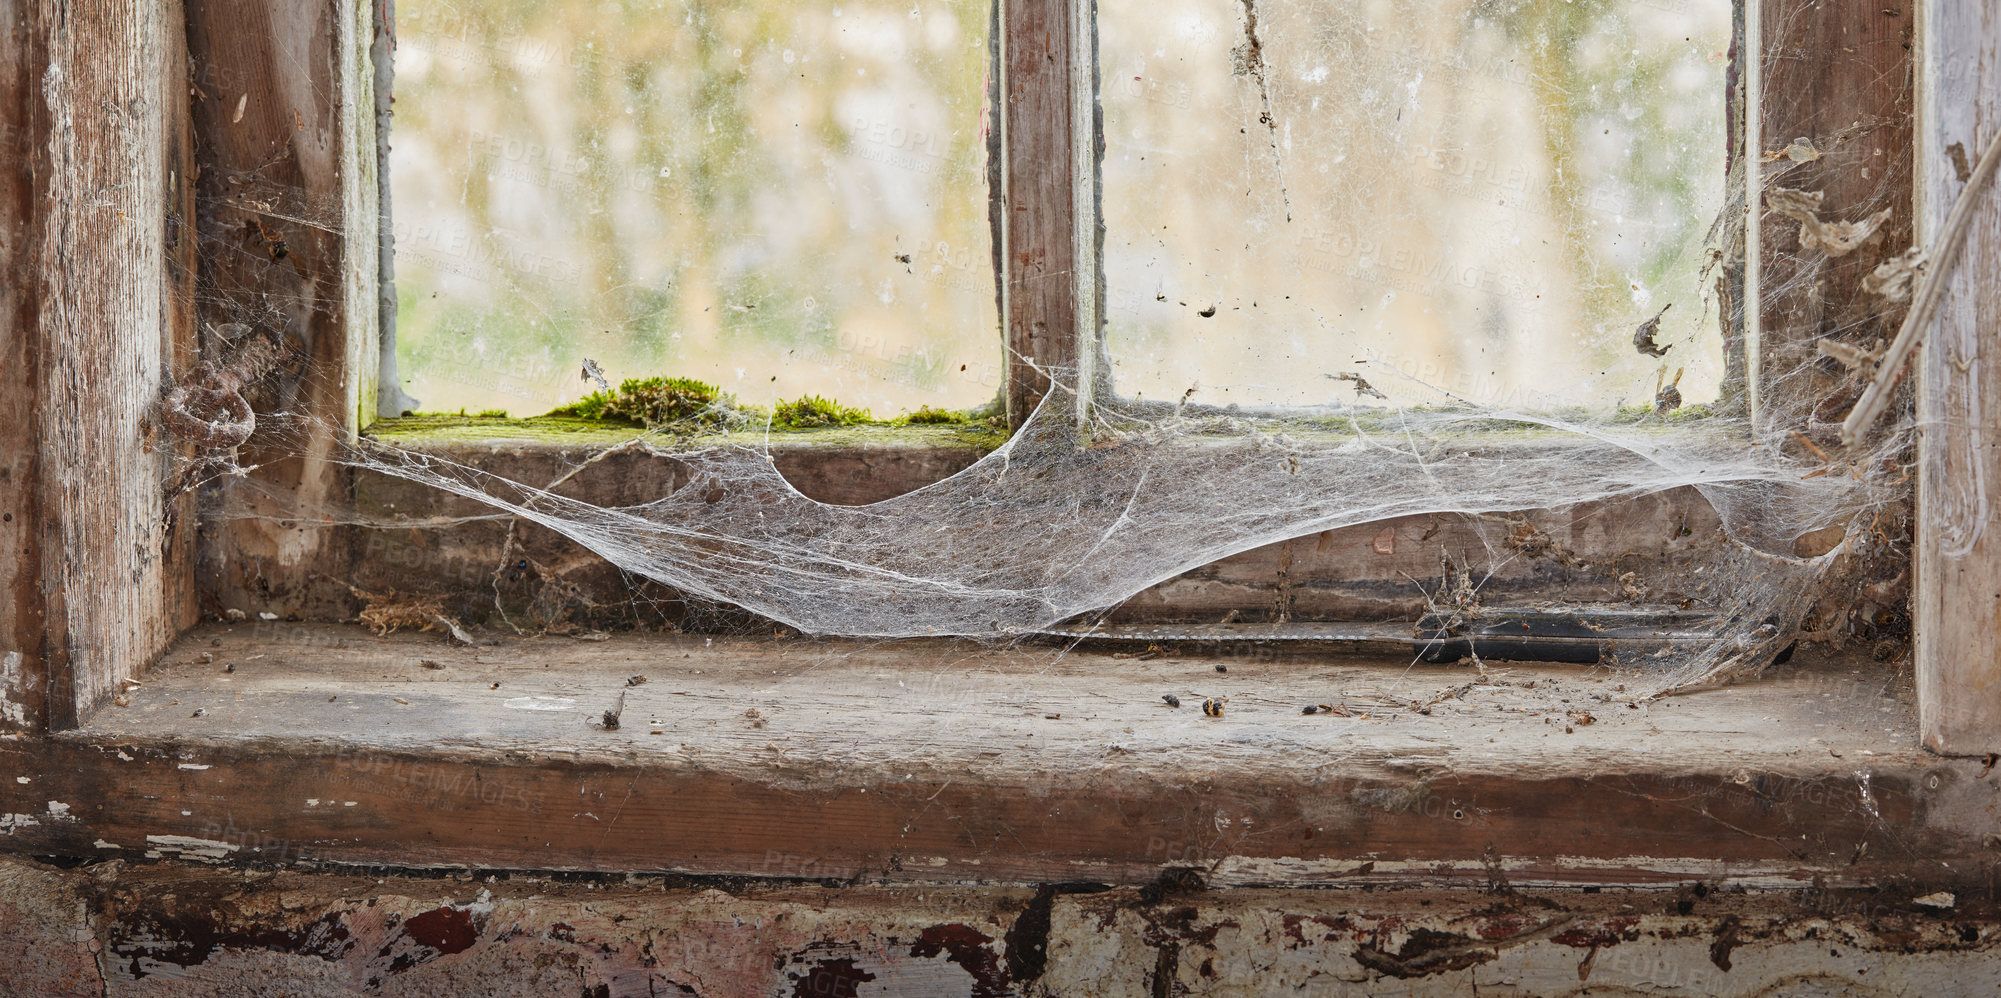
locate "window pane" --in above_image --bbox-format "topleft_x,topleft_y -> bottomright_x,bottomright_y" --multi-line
391,0 -> 998,417
1098,0 -> 1734,410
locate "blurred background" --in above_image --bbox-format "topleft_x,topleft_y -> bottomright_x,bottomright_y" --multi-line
389,0 -> 999,418
390,0 -> 1732,418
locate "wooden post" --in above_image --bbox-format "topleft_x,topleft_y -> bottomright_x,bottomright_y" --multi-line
186,0 -> 381,621
1752,1 -> 1914,436
1915,4 -> 2001,756
0,0 -> 199,731
1000,0 -> 1095,430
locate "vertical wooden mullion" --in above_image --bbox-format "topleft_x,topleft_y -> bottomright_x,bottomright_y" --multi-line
1752,0 -> 1914,436
0,0 -> 198,730
188,0 -> 379,622
1001,0 -> 1093,430
1914,3 -> 2001,756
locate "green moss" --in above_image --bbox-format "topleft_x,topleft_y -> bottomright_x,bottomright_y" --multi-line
901,405 -> 968,425
548,376 -> 748,429
475,408 -> 510,419
365,413 -> 999,454
772,394 -> 872,429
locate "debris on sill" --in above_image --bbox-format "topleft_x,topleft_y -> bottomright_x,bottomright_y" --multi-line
348,586 -> 473,644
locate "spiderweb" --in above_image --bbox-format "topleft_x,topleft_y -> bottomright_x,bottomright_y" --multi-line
168,0 -> 1938,696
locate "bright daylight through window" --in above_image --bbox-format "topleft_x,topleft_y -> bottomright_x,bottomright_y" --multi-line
390,0 -> 999,419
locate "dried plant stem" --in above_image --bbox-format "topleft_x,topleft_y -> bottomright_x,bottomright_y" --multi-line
1840,130 -> 2001,447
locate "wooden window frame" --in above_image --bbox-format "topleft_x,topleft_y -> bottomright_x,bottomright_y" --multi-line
2,0 -> 1996,891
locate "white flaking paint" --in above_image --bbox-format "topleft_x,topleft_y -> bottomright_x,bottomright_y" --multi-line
13,777 -> 26,784
144,835 -> 240,861
177,763 -> 210,770
0,813 -> 39,832
44,801 -> 71,820
0,652 -> 25,726
92,839 -> 119,850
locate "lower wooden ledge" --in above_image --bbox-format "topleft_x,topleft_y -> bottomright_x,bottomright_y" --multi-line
0,623 -> 1989,888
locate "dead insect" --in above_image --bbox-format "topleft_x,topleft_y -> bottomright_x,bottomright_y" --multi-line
1654,366 -> 1685,413
223,662 -> 235,673
246,217 -> 288,260
1214,662 -> 1227,673
1632,303 -> 1672,357
626,674 -> 648,686
1326,371 -> 1387,400
190,708 -> 205,718
1202,697 -> 1226,717
1302,702 -> 1333,715
1197,304 -> 1218,317
602,690 -> 628,730
1161,694 -> 1181,708
420,659 -> 444,670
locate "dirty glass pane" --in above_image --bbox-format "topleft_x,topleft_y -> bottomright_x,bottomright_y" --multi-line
1099,0 -> 1734,409
391,0 -> 997,418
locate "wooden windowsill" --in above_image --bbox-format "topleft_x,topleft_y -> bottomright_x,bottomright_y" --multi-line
3,623 -> 1987,889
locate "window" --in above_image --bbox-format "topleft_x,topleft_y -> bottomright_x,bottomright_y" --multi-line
1,0 -> 1993,912
1099,0 -> 1736,412
388,0 -> 1001,419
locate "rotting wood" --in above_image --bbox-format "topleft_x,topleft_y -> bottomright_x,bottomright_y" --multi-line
1001,0 -> 1088,430
185,0 -> 379,625
0,0 -> 51,735
3,623 -> 1991,888
1,0 -> 200,730
1915,4 -> 2001,757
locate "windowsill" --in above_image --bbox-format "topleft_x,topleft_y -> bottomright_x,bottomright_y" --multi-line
6,622 -> 1986,887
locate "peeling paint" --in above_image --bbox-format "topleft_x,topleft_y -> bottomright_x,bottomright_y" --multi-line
176,763 -> 210,771
1,813 -> 39,833
0,652 -> 25,726
142,835 -> 240,861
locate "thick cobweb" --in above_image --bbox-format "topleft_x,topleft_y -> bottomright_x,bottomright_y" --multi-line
170,0 -> 1937,696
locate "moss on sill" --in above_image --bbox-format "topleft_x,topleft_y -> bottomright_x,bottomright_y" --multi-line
364,413 -> 1008,452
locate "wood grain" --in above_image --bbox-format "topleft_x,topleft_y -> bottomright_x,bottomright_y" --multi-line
0,0 -> 199,730
1002,0 -> 1085,429
1915,4 -> 2001,756
1755,1 -> 1915,435
2,623 -> 1986,888
186,0 -> 378,626
0,0 -> 51,734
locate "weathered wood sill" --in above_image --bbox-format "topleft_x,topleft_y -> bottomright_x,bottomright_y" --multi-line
1,623 -> 1987,891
